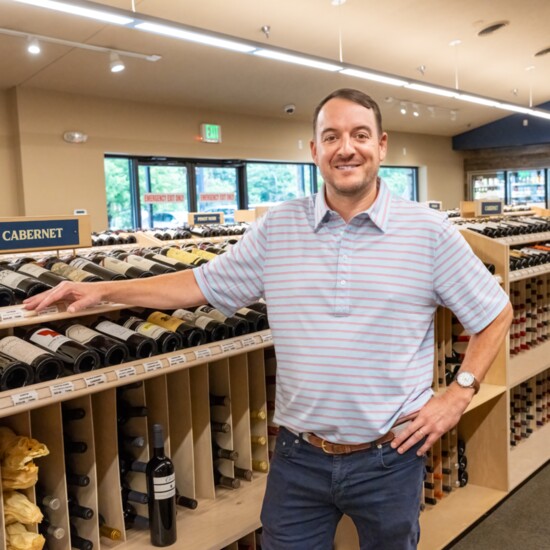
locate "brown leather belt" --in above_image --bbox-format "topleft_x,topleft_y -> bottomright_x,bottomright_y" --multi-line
302,430 -> 396,455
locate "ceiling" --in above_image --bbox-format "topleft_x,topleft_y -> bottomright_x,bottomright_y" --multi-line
1,0 -> 550,137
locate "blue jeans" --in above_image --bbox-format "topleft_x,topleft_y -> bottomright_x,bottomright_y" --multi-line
260,427 -> 425,550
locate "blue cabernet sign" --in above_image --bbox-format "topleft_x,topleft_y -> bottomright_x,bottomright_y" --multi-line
0,219 -> 80,251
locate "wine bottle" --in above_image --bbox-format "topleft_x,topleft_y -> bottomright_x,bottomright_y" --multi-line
121,434 -> 146,448
115,253 -> 177,276
247,301 -> 268,315
252,460 -> 268,472
234,466 -> 253,482
212,441 -> 238,461
0,269 -> 52,300
141,251 -> 193,271
99,514 -> 122,541
39,517 -> 65,540
0,351 -> 34,390
66,470 -> 90,487
68,256 -> 127,281
91,318 -> 157,359
213,468 -> 240,489
0,336 -> 63,381
209,394 -> 230,407
251,435 -> 267,446
146,424 -> 177,547
122,316 -> 182,353
70,523 -> 93,550
16,261 -> 69,287
117,399 -> 148,425
119,454 -> 148,477
43,259 -> 101,282
211,421 -> 230,433
187,248 -> 218,261
24,326 -> 101,374
0,284 -> 16,306
235,307 -> 269,332
193,305 -> 249,337
160,247 -> 208,267
146,311 -> 206,348
98,255 -> 154,279
64,436 -> 88,455
59,322 -> 130,366
171,309 -> 229,342
36,487 -> 61,511
68,494 -> 94,520
250,409 -> 267,421
123,501 -> 150,530
175,491 -> 198,510
122,485 -> 149,505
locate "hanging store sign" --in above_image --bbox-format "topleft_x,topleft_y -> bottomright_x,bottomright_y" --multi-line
143,193 -> 185,204
188,212 -> 225,225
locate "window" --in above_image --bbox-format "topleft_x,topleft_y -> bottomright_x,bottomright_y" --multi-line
195,166 -> 239,223
104,157 -> 133,229
379,167 -> 418,201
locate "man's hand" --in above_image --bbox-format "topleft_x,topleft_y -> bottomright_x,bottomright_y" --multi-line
391,384 -> 474,456
23,281 -> 107,314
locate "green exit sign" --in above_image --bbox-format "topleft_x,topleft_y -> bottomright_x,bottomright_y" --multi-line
201,123 -> 222,143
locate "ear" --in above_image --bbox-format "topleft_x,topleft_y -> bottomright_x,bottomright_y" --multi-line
378,132 -> 388,162
310,139 -> 318,165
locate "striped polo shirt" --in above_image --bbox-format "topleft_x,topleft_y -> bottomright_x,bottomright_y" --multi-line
194,180 -> 509,443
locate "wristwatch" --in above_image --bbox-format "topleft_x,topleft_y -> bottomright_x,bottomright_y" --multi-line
455,371 -> 480,394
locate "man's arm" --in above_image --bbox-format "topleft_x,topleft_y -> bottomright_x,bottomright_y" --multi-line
391,301 -> 513,456
23,269 -> 208,314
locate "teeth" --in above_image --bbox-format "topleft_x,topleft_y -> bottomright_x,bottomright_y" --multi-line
336,165 -> 358,170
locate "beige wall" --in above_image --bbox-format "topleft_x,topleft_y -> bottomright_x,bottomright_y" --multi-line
8,87 -> 464,230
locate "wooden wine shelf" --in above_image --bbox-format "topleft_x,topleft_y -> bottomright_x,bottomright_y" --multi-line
509,422 -> 550,490
123,475 -> 267,550
509,263 -> 550,282
494,231 -> 550,246
509,339 -> 550,387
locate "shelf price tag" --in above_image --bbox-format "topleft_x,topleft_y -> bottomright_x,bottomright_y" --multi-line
144,360 -> 163,372
221,342 -> 237,353
84,374 -> 107,387
242,336 -> 256,347
261,333 -> 273,343
51,381 -> 75,396
194,348 -> 212,360
1,309 -> 25,322
168,355 -> 186,367
116,366 -> 137,379
11,390 -> 38,406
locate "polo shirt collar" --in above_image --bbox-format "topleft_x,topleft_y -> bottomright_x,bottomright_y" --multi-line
313,178 -> 392,233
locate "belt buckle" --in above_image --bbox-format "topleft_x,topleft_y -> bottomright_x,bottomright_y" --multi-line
321,439 -> 331,454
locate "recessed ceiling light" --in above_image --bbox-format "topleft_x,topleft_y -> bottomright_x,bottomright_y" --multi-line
477,21 -> 509,37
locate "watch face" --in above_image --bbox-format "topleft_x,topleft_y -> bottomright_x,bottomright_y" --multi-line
457,372 -> 475,387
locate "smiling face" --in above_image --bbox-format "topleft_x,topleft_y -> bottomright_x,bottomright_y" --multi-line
310,96 -> 388,217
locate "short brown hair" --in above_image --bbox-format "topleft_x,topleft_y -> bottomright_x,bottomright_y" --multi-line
312,88 -> 383,137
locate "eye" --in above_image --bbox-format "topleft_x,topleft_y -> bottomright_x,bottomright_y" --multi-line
355,132 -> 369,141
322,134 -> 337,143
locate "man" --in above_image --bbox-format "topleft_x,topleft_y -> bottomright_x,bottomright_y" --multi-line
25,88 -> 512,550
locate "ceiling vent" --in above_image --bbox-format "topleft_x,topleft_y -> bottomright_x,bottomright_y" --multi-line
535,46 -> 550,57
477,21 -> 509,37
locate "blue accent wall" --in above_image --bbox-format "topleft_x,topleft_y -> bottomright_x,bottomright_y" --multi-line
452,101 -> 550,150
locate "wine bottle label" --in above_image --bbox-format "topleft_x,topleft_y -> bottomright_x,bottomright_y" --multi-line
69,258 -> 93,270
151,254 -> 180,267
101,257 -> 133,275
0,270 -> 28,287
50,262 -> 90,282
17,263 -> 47,278
125,256 -> 157,270
0,336 -> 53,362
29,328 -> 72,352
124,318 -> 168,339
152,474 -> 176,500
95,320 -> 135,341
148,312 -> 184,331
189,248 -> 217,260
165,249 -> 203,264
237,307 -> 254,315
65,324 -> 99,344
195,305 -> 227,322
193,316 -> 213,330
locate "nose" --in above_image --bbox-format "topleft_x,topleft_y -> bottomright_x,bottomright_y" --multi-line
337,134 -> 354,156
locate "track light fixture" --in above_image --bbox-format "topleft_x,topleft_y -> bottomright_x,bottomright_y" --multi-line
109,52 -> 125,73
400,102 -> 407,115
27,37 -> 40,54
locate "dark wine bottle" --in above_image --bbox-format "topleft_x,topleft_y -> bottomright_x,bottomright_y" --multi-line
115,253 -> 176,276
98,255 -> 154,279
43,258 -> 101,282
24,326 -> 101,374
0,351 -> 34,390
59,322 -> 130,366
99,513 -> 122,541
147,311 -> 206,348
175,491 -> 198,510
91,318 -> 157,359
171,309 -> 229,342
212,441 -> 238,461
211,421 -> 230,433
234,466 -> 253,482
234,307 -> 269,332
69,256 -> 127,281
123,501 -> 149,530
39,517 -> 65,540
0,284 -> 16,306
117,399 -> 148,425
142,251 -> 193,271
16,261 -> 69,287
122,485 -> 149,505
66,470 -> 90,487
122,316 -> 182,353
121,434 -> 146,448
213,468 -> 240,489
0,269 -> 52,300
119,454 -> 148,477
247,302 -> 268,315
0,336 -> 63,382
209,393 -> 230,407
68,494 -> 94,520
193,305 -> 249,337
64,436 -> 88,455
62,406 -> 86,422
36,487 -> 61,511
70,523 -> 93,550
146,424 -> 177,547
